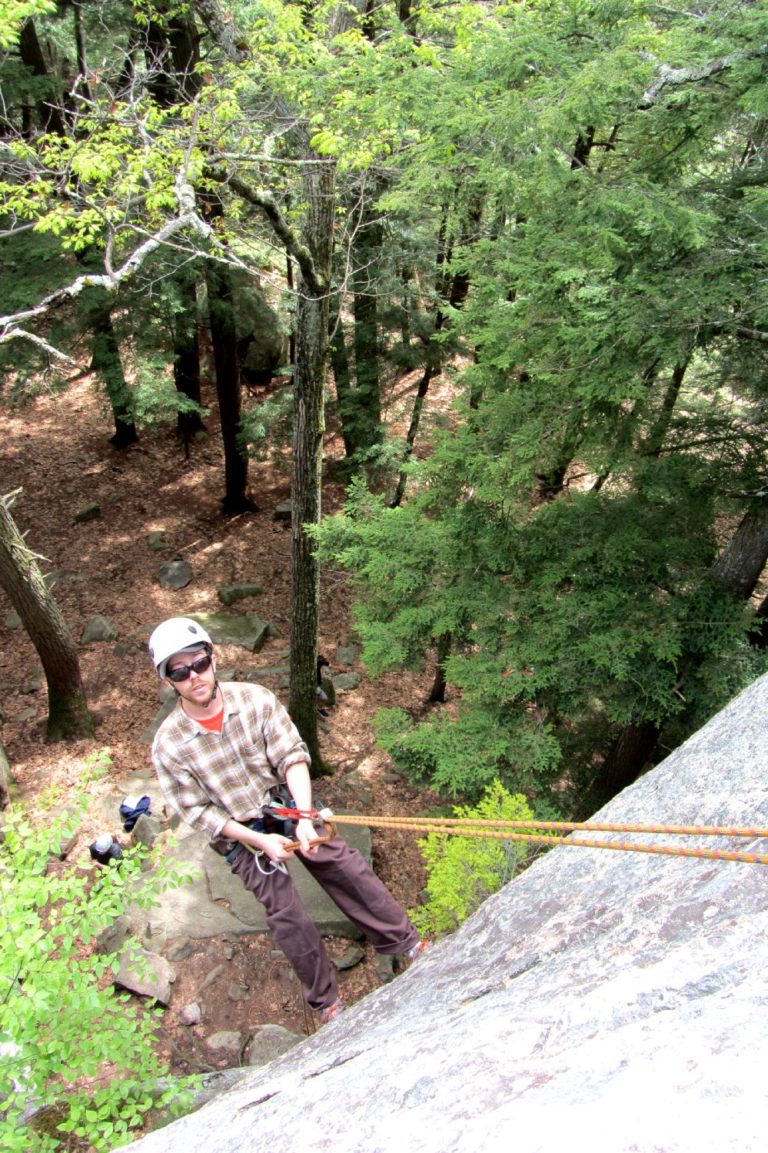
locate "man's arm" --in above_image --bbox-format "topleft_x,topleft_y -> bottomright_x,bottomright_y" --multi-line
285,761 -> 320,855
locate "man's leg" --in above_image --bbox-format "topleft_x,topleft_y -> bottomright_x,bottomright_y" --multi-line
230,847 -> 339,1011
298,837 -> 420,956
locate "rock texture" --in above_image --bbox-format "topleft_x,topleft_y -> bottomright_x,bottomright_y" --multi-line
118,674 -> 768,1153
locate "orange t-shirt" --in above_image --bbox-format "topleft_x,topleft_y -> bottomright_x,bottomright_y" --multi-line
197,709 -> 224,733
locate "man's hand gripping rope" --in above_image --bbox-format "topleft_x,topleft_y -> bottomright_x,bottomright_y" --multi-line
244,806 -> 337,874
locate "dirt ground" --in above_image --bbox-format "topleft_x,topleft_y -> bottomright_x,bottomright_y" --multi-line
0,365 -> 448,1075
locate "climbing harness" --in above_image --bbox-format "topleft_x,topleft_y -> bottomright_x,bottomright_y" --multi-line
265,805 -> 768,867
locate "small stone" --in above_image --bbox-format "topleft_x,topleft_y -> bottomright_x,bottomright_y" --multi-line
180,1003 -> 202,1026
244,1024 -> 303,1067
131,813 -> 162,848
227,982 -> 250,1002
217,582 -> 263,606
333,946 -> 366,971
81,616 -> 119,643
147,531 -> 169,552
156,559 -> 193,590
74,501 -> 101,523
166,939 -> 196,963
206,1031 -> 242,1053
93,915 -> 132,956
197,964 -> 225,993
114,946 -> 175,1005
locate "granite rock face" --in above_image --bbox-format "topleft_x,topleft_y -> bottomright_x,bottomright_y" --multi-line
119,675 -> 768,1153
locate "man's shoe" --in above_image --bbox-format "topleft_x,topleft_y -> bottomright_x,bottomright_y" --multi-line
320,998 -> 346,1025
406,939 -> 432,961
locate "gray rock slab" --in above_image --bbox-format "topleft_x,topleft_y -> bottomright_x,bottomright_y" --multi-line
120,672 -> 768,1153
188,613 -> 270,653
127,822 -> 371,947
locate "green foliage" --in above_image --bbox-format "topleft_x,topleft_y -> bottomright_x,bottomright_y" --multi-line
410,781 -> 537,937
315,0 -> 768,813
0,802 -> 196,1152
239,385 -> 294,467
0,0 -> 55,49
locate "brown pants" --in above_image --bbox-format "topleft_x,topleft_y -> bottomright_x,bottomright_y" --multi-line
230,835 -> 419,1010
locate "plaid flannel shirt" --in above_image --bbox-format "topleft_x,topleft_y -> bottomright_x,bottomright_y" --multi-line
151,682 -> 311,840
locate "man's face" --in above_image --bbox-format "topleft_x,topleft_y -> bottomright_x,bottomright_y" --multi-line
165,646 -> 217,706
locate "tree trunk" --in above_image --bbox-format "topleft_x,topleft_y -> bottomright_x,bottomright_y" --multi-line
173,273 -> 205,449
328,294 -> 355,460
346,206 -> 383,460
18,18 -> 67,137
391,200 -> 478,506
429,633 -> 451,704
642,357 -> 689,457
89,299 -> 139,448
289,162 -> 336,775
709,498 -> 768,603
589,720 -> 659,810
0,493 -> 95,742
205,260 -> 255,514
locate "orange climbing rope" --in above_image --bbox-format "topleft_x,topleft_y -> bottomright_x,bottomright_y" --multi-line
323,813 -> 768,867
268,804 -> 768,865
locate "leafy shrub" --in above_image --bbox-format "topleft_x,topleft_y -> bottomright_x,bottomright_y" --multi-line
409,781 -> 537,937
0,803 -> 195,1152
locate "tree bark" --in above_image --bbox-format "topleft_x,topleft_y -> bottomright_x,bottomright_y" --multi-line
328,293 -> 355,460
589,720 -> 659,812
345,205 -> 383,460
205,260 -> 255,513
18,18 -> 67,137
288,161 -> 336,775
173,273 -> 205,449
709,498 -> 768,603
0,493 -> 95,742
89,298 -> 139,448
429,633 -> 451,704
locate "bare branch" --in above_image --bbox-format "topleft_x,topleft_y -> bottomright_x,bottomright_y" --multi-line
0,209 -> 213,350
639,46 -> 768,108
735,325 -> 768,345
212,168 -> 327,294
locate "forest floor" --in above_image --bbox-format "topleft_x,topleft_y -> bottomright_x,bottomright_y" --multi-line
0,362 -> 454,1077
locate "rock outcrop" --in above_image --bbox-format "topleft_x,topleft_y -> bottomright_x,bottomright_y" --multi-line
119,674 -> 768,1153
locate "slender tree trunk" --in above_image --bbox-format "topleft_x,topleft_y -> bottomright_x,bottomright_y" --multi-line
643,357 -> 690,457
390,331 -> 441,508
205,260 -> 255,513
347,205 -> 383,459
392,200 -> 478,506
18,19 -> 67,137
429,633 -> 451,704
289,162 -> 336,775
89,299 -> 139,448
173,273 -> 205,450
328,293 -> 355,459
0,493 -> 95,741
589,720 -> 659,811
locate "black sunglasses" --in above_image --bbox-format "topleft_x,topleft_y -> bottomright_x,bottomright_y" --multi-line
167,653 -> 213,683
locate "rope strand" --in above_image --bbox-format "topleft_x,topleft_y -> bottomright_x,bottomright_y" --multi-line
323,813 -> 768,866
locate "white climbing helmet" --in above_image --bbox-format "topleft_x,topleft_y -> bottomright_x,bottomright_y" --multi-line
148,617 -> 213,679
